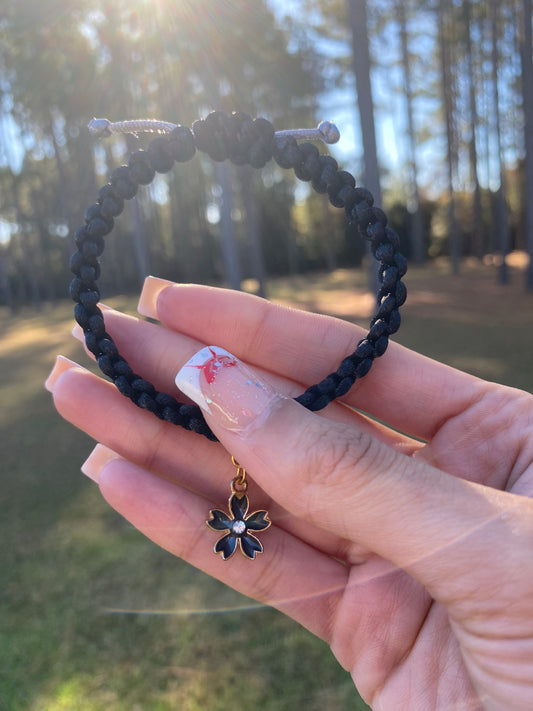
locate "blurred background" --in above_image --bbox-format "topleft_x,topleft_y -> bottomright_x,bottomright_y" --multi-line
1,0 -> 533,709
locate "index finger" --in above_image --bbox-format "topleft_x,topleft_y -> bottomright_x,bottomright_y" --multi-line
138,279 -> 485,441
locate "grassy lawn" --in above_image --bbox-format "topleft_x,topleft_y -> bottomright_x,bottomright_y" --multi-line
2,257 -> 533,710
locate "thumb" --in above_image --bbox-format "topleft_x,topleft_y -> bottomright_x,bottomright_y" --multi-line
175,346 -> 528,605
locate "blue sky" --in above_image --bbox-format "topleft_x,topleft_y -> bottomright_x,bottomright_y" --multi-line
268,0 -> 446,198
0,0 -> 435,245
267,0 -> 524,201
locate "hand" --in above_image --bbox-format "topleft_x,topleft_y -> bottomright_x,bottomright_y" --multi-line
46,277 -> 533,710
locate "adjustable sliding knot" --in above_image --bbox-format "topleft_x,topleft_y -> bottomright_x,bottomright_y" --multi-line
230,457 -> 248,496
71,111 -> 407,440
192,111 -> 275,168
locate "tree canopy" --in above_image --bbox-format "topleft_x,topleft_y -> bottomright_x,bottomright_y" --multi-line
1,0 -> 532,308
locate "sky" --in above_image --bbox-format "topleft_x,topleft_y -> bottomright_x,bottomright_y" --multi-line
267,0 -> 446,199
0,0 -> 437,245
2,0 -> 522,243
267,0 -> 526,201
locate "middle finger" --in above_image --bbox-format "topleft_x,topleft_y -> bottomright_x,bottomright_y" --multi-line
51,362 -> 374,563
72,306 -> 422,453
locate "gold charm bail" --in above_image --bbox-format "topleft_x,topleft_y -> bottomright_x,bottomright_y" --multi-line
231,456 -> 248,497
206,455 -> 271,560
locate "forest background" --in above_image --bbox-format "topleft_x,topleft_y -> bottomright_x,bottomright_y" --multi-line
1,0 -> 532,307
2,2 -> 533,710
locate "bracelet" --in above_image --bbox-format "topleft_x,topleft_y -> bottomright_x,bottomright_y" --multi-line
70,110 -> 407,559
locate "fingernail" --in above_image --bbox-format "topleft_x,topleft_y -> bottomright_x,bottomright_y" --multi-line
44,356 -> 81,392
72,304 -> 110,341
137,276 -> 173,319
72,305 -> 137,341
71,323 -> 84,341
81,444 -> 121,483
175,346 -> 282,434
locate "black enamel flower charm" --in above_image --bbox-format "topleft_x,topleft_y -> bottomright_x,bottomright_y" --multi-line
207,493 -> 271,560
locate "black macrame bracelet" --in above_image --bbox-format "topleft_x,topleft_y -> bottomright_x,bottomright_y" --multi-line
70,110 -> 407,443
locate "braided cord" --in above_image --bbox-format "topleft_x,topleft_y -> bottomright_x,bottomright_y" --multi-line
70,111 -> 407,441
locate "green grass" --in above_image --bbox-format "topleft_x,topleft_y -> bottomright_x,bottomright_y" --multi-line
2,259 -> 533,711
0,298 -> 361,711
270,258 -> 533,392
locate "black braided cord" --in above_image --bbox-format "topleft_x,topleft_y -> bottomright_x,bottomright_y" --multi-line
70,111 -> 407,441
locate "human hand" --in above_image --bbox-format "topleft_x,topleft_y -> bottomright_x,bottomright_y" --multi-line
46,277 -> 533,710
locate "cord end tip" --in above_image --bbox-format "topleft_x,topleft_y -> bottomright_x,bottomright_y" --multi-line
318,121 -> 340,144
88,118 -> 112,137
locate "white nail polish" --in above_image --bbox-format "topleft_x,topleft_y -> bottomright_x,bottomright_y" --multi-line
175,346 -> 281,433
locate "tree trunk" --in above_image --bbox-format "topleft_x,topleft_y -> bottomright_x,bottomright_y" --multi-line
239,166 -> 267,297
22,231 -> 41,308
321,193 -> 337,272
204,73 -> 242,291
347,0 -> 381,204
126,134 -> 151,287
11,176 -> 41,307
347,0 -> 380,289
127,197 -> 151,287
490,0 -> 510,284
0,252 -> 13,313
397,0 -> 424,264
520,0 -> 533,290
464,0 -> 484,259
438,0 -> 461,274
214,162 -> 241,290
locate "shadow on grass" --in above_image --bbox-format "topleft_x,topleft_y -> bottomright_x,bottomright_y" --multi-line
1,300 -> 365,710
4,260 -> 531,710
274,262 -> 533,393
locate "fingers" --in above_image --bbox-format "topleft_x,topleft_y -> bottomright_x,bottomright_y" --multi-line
70,309 -> 420,454
45,357 -> 371,562
83,445 -> 457,709
136,279 -> 486,442
81,447 -> 348,642
175,346 -> 533,611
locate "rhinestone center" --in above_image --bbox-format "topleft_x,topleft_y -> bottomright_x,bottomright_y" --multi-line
232,520 -> 246,535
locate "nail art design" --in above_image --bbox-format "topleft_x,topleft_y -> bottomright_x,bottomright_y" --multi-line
207,458 -> 271,561
175,346 -> 277,433
187,346 -> 238,385
175,349 -> 273,560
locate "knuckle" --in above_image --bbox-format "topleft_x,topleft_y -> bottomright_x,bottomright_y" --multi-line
292,420 -> 382,518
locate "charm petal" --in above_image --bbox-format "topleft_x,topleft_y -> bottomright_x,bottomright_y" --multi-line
207,508 -> 232,531
240,533 -> 263,560
215,533 -> 238,560
245,510 -> 271,531
230,493 -> 249,520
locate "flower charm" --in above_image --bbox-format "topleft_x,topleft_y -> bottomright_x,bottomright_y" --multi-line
207,493 -> 271,560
